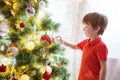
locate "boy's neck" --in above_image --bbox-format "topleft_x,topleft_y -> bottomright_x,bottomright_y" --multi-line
90,35 -> 100,41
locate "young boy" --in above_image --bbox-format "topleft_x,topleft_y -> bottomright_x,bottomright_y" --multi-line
55,12 -> 108,80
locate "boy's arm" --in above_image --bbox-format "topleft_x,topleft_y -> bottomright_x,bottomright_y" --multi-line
99,61 -> 107,80
61,40 -> 78,50
55,36 -> 78,50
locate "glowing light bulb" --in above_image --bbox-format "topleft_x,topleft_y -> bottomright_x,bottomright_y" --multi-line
26,41 -> 35,51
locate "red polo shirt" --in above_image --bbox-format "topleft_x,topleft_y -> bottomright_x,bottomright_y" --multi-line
77,37 -> 108,80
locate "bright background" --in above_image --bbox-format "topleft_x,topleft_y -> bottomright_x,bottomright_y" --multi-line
47,0 -> 120,80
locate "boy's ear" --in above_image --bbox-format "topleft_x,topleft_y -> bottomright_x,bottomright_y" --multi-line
95,26 -> 100,33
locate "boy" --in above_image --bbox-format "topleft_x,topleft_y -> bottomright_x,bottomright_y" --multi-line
55,12 -> 108,80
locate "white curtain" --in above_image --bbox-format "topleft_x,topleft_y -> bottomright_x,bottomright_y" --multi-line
47,0 -> 86,80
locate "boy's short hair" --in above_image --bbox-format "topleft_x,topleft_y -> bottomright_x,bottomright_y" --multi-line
82,12 -> 108,35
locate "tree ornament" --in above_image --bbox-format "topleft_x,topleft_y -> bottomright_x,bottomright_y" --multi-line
19,74 -> 30,80
42,65 -> 52,80
0,19 -> 9,36
55,36 -> 62,44
0,64 -> 7,72
26,5 -> 35,16
13,2 -> 20,10
43,71 -> 51,80
45,66 -> 52,73
6,44 -> 19,57
20,22 -> 25,28
0,45 -> 5,51
40,35 -> 52,44
25,41 -> 35,51
39,0 -> 46,8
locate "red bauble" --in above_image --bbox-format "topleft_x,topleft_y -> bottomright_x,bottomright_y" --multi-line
20,22 -> 25,28
40,35 -> 52,44
0,64 -> 7,72
43,71 -> 51,80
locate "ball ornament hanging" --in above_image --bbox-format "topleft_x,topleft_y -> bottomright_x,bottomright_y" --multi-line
0,64 -> 7,72
45,66 -> 52,73
0,19 -> 9,36
43,66 -> 52,80
6,44 -> 19,57
20,22 -> 25,28
55,36 -> 62,44
26,5 -> 35,15
39,0 -> 46,8
40,35 -> 52,44
43,71 -> 51,80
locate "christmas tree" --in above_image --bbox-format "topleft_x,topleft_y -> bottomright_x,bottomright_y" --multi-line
0,0 -> 70,80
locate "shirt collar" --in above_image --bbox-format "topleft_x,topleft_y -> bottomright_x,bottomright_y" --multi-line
87,37 -> 101,46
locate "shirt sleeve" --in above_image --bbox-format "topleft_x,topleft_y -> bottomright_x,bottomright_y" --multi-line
76,39 -> 88,50
96,44 -> 108,61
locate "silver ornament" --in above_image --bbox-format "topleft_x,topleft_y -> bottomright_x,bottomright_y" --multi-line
0,19 -> 9,36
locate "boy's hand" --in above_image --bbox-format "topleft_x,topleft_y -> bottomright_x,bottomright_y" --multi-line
55,36 -> 63,44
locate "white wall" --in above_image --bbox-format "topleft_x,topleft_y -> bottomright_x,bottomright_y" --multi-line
101,0 -> 120,59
